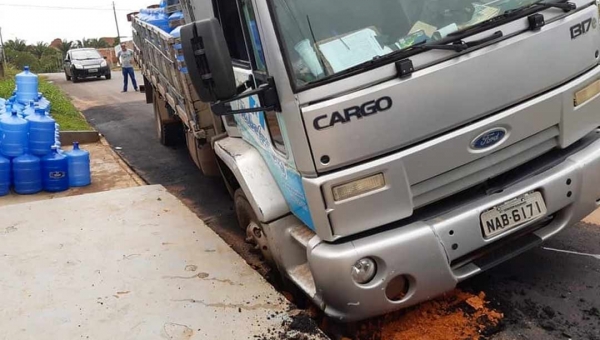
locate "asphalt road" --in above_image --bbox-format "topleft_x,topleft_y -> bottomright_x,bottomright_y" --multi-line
48,71 -> 600,340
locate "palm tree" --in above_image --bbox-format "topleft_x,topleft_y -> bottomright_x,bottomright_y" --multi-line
76,38 -> 87,49
58,39 -> 76,58
86,38 -> 109,49
30,41 -> 49,59
4,38 -> 28,52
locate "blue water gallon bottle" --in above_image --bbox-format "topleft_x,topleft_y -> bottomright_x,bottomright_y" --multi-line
27,107 -> 56,156
0,111 -> 29,158
12,153 -> 42,194
16,66 -> 39,104
22,101 -> 35,118
169,11 -> 184,30
0,154 -> 10,196
170,27 -> 188,74
37,93 -> 51,113
41,147 -> 69,192
66,142 -> 91,187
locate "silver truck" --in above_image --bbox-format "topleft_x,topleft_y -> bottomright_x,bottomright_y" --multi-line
133,0 -> 600,321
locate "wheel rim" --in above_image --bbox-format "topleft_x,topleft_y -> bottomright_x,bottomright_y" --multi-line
246,222 -> 274,265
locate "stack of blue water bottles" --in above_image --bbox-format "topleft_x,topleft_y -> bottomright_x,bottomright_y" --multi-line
0,66 -> 92,197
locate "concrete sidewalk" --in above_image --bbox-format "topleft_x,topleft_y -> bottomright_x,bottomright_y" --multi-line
0,185 -> 326,340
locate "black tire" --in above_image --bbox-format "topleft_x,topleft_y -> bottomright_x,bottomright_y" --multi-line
105,73 -> 112,80
234,189 -> 259,231
154,104 -> 183,146
65,72 -> 71,81
72,72 -> 79,83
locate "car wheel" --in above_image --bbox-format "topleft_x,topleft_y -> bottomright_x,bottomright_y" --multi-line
105,73 -> 112,80
65,72 -> 71,81
72,73 -> 79,83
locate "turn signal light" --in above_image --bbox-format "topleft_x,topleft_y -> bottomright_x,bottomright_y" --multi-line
574,79 -> 600,106
332,173 -> 385,202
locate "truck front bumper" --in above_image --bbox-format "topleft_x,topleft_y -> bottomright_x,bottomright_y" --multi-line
307,132 -> 600,321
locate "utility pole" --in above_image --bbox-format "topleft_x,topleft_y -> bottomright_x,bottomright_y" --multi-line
113,2 -> 121,43
0,27 -> 6,77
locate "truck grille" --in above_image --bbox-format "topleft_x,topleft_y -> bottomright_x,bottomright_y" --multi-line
411,126 -> 560,209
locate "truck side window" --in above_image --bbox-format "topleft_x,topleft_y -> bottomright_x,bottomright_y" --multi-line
266,111 -> 287,155
214,0 -> 250,64
241,0 -> 267,72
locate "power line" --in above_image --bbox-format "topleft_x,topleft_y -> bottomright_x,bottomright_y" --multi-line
0,3 -> 137,11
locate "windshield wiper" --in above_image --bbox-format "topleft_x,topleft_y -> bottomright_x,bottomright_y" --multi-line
415,31 -> 503,52
448,0 -> 575,37
536,0 -> 576,12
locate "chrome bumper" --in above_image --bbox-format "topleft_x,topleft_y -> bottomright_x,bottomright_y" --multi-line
307,133 -> 600,321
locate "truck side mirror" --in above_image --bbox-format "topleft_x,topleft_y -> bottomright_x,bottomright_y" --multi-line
181,18 -> 237,103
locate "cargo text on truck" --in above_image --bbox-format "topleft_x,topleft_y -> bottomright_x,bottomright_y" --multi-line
132,0 -> 600,321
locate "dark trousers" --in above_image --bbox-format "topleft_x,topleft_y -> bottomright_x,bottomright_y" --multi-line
122,67 -> 138,91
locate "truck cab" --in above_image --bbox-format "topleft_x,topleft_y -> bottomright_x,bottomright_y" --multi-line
141,0 -> 600,321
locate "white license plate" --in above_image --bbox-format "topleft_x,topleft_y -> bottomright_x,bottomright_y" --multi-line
88,69 -> 98,73
480,191 -> 547,239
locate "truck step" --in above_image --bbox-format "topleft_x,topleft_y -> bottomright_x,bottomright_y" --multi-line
289,225 -> 316,248
288,263 -> 317,298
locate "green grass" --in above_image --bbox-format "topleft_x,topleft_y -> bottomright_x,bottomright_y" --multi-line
0,67 -> 93,131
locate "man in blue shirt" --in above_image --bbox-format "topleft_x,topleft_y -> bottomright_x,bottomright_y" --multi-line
117,43 -> 138,92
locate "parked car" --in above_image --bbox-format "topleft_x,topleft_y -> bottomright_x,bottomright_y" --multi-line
63,48 -> 111,83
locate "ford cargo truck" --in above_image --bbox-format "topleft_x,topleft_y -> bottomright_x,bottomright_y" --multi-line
133,0 -> 600,321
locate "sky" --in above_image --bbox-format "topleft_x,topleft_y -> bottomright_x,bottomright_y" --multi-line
0,0 -> 157,44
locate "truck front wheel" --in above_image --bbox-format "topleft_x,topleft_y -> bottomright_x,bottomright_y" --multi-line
234,189 -> 275,265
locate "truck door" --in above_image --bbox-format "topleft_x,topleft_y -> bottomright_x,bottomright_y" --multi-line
215,0 -> 313,227
213,0 -> 252,137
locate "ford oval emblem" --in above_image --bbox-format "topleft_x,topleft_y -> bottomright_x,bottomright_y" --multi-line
471,128 -> 507,150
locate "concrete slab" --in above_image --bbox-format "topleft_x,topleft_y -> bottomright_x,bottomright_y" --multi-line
0,185 -> 326,340
0,139 -> 144,207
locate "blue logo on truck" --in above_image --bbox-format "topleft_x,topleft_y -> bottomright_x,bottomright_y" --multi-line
471,128 -> 507,150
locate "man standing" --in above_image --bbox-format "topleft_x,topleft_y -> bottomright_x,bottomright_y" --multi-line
117,42 -> 138,92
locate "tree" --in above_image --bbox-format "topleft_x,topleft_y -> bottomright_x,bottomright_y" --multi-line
30,42 -> 49,59
86,38 -> 109,48
57,39 -> 76,58
5,50 -> 40,71
4,38 -> 28,52
76,38 -> 87,48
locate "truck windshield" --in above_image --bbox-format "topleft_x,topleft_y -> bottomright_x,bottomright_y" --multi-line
272,0 -> 541,87
72,50 -> 102,60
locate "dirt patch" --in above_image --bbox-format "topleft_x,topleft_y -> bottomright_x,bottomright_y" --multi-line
252,309 -> 324,340
350,290 -> 503,340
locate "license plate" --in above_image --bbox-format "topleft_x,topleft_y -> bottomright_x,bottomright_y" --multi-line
88,69 -> 98,73
480,191 -> 547,239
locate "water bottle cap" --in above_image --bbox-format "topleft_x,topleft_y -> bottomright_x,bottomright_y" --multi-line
24,66 -> 29,71
73,142 -> 80,150
29,101 -> 34,107
11,110 -> 18,116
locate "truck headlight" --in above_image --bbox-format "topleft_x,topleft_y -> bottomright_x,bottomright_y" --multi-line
100,60 -> 107,67
73,63 -> 83,69
332,173 -> 385,201
351,258 -> 377,284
